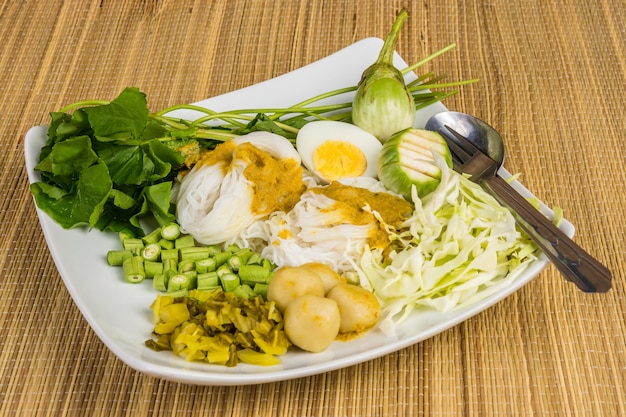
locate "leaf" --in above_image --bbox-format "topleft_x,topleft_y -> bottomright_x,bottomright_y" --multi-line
54,109 -> 92,141
142,118 -> 170,140
129,194 -> 150,231
145,140 -> 184,181
167,126 -> 198,139
150,139 -> 186,166
280,114 -> 310,130
97,143 -> 152,186
109,189 -> 136,210
40,110 -> 92,162
94,204 -> 145,237
144,144 -> 174,183
84,87 -> 149,142
35,135 -> 99,177
96,138 -> 183,187
143,181 -> 176,226
30,160 -> 112,229
241,113 -> 296,139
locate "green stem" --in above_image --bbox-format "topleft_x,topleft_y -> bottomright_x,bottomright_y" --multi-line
272,121 -> 300,134
377,9 -> 409,65
414,90 -> 459,111
287,86 -> 357,109
401,43 -> 457,75
149,114 -> 190,130
271,103 -> 353,119
411,92 -> 447,102
59,100 -> 110,113
409,78 -> 480,92
189,112 -> 256,127
155,103 -> 219,117
193,131 -> 240,142
408,72 -> 446,89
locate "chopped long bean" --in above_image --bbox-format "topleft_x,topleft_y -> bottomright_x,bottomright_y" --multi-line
253,283 -> 269,299
158,239 -> 175,250
233,284 -> 256,299
153,273 -> 167,291
216,263 -> 233,279
141,228 -> 162,245
196,258 -> 217,273
160,248 -> 179,261
123,256 -> 145,283
107,226 -> 278,298
197,272 -> 219,291
168,273 -> 192,291
220,273 -> 241,292
178,260 -> 195,273
123,238 -> 144,254
227,255 -> 242,272
161,223 -> 181,241
163,258 -> 178,273
175,235 -> 195,249
214,251 -> 232,268
239,264 -> 272,285
144,261 -> 164,278
179,247 -> 211,261
142,243 -> 161,262
107,250 -> 132,266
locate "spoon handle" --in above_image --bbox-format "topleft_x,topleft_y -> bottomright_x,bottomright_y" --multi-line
482,175 -> 612,292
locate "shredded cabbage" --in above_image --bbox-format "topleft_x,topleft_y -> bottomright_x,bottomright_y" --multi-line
356,154 -> 538,331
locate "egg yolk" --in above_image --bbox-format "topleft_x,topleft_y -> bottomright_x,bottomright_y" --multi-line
312,141 -> 367,182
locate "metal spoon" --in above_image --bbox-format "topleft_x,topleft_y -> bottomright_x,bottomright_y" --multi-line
425,111 -> 612,293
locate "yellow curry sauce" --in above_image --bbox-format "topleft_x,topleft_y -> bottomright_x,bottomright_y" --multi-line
196,141 -> 306,216
312,182 -> 414,251
237,143 -> 306,215
196,140 -> 237,169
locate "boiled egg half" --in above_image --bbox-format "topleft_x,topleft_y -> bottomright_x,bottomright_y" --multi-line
295,120 -> 383,183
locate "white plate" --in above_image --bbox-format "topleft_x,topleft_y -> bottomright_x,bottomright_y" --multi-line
24,38 -> 573,385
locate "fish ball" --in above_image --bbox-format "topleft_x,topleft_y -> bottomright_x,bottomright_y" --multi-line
284,295 -> 340,353
326,283 -> 381,333
267,266 -> 325,313
300,262 -> 344,294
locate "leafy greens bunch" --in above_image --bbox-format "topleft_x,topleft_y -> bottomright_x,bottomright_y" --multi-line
30,88 -> 188,237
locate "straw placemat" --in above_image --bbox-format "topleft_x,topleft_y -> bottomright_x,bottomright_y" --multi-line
1,0 -> 624,415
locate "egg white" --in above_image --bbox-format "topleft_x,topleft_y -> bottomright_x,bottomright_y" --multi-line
296,121 -> 382,183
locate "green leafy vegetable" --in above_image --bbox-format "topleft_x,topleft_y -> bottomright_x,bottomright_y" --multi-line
31,87 -> 184,236
83,87 -> 149,142
31,159 -> 112,229
144,182 -> 176,226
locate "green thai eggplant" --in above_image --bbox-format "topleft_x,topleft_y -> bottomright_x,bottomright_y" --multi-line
378,128 -> 452,200
352,9 -> 415,142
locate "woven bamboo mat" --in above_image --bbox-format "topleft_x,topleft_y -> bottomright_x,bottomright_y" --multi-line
1,0 -> 625,415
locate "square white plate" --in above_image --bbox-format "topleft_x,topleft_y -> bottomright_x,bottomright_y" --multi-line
24,38 -> 573,385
